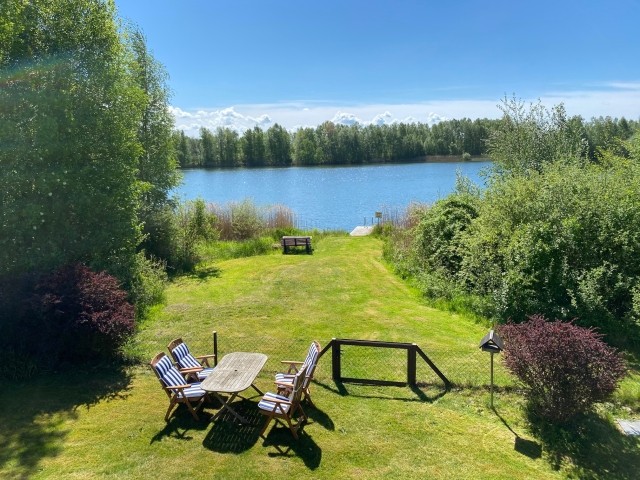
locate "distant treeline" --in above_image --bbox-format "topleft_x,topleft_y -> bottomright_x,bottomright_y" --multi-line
173,116 -> 639,168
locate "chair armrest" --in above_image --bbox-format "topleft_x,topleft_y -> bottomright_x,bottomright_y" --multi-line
179,366 -> 203,373
164,383 -> 190,391
266,396 -> 292,406
275,380 -> 293,388
280,360 -> 302,373
196,354 -> 216,360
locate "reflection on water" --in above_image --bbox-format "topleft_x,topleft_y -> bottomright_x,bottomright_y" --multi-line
175,161 -> 490,231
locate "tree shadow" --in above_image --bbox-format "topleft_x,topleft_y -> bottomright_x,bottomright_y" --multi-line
0,364 -> 132,479
261,426 -> 322,469
527,409 -> 640,479
187,265 -> 222,281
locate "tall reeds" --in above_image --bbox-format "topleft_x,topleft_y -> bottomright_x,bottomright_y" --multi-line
206,199 -> 297,240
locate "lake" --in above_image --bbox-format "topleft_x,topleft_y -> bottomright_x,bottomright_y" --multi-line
175,161 -> 491,231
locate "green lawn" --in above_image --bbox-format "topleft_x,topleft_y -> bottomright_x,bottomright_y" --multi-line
1,235 -> 638,479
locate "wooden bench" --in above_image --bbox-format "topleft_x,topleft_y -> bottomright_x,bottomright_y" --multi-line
281,236 -> 312,254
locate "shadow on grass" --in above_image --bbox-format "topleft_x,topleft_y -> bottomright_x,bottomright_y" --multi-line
188,265 -> 222,281
0,364 -> 132,479
150,409 -> 213,443
305,403 -> 335,431
202,399 -> 262,453
313,379 -> 448,403
492,407 -> 543,460
261,427 -> 322,469
528,409 -> 640,479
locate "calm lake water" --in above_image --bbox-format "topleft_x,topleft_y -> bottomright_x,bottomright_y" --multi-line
175,161 -> 491,231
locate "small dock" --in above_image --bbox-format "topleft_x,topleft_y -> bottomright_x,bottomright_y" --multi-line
350,226 -> 374,236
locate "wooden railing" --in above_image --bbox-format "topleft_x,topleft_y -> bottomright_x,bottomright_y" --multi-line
318,338 -> 451,389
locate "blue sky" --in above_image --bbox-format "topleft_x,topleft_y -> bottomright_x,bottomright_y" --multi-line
115,0 -> 640,135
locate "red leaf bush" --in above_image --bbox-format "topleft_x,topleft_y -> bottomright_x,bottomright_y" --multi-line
34,264 -> 135,362
498,315 -> 626,423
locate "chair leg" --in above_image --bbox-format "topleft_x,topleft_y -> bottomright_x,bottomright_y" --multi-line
183,398 -> 201,421
285,417 -> 299,439
259,414 -> 275,439
165,399 -> 178,422
303,389 -> 315,408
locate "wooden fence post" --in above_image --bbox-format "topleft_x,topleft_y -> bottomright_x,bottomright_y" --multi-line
408,344 -> 417,386
212,330 -> 218,366
331,338 -> 341,382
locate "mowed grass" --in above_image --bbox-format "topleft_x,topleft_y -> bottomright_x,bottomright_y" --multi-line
1,235 -> 637,479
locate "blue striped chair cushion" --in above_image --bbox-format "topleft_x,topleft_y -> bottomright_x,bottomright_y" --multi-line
258,392 -> 291,414
196,367 -> 215,380
154,355 -> 192,393
171,343 -> 201,369
304,345 -> 318,367
275,343 -> 319,387
181,383 -> 206,399
275,372 -> 294,383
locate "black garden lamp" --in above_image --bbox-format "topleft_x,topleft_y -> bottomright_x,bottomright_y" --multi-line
479,330 -> 504,408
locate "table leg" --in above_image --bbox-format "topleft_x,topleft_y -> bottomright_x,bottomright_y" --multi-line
210,392 -> 248,424
251,383 -> 264,396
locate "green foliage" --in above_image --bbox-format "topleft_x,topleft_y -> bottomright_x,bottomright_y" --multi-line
459,160 -> 640,341
175,113 -> 639,169
229,199 -> 265,240
499,316 -> 626,424
169,199 -> 219,273
128,252 -> 167,318
204,237 -> 275,261
382,103 -> 640,345
0,0 -> 144,280
413,190 -> 480,277
486,96 -> 589,176
127,28 -> 180,209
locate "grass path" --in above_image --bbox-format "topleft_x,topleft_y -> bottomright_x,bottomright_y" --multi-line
3,236 -> 633,478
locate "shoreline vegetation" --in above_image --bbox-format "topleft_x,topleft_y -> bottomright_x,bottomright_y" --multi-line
173,115 -> 638,169
179,154 -> 491,170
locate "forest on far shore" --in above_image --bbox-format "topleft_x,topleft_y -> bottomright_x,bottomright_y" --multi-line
174,113 -> 638,168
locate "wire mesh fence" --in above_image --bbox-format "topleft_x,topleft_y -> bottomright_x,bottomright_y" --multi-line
187,331 -> 513,390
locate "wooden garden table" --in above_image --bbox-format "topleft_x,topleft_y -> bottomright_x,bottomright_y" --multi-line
200,352 -> 267,423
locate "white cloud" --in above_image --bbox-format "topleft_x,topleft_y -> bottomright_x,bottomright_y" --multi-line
171,82 -> 640,136
168,106 -> 275,136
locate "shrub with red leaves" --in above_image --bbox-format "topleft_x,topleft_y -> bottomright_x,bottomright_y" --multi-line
498,315 -> 626,423
34,263 -> 135,362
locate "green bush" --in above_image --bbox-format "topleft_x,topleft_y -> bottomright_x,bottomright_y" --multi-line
168,199 -> 219,273
128,252 -> 167,318
458,161 -> 640,341
413,192 -> 480,278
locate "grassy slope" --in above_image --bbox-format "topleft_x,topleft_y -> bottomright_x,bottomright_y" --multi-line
1,236 -> 635,479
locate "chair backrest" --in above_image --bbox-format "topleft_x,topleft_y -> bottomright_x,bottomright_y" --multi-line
301,341 -> 321,388
288,364 -> 308,405
168,338 -> 201,369
150,352 -> 188,397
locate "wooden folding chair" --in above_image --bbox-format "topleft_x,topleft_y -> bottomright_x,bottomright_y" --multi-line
150,352 -> 209,421
275,341 -> 321,406
258,365 -> 308,440
168,337 -> 217,382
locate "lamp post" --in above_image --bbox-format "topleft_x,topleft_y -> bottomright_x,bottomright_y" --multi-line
479,330 -> 504,408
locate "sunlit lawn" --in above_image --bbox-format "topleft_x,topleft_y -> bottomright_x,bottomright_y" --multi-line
1,236 -> 638,479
